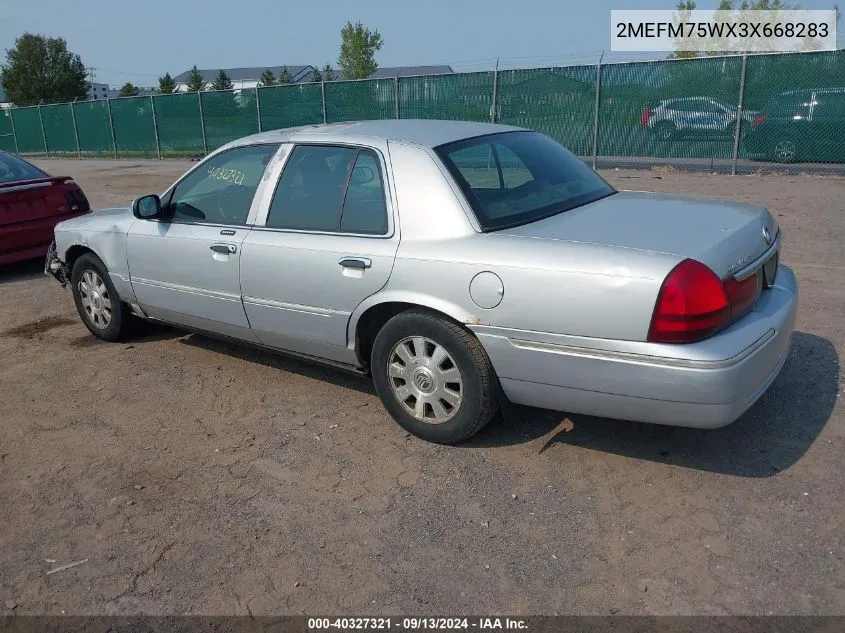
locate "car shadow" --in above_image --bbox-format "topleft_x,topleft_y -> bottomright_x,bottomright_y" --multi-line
468,331 -> 838,477
180,333 -> 376,396
0,257 -> 46,285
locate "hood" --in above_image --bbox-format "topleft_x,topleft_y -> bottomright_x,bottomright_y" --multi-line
499,190 -> 777,279
54,205 -> 134,233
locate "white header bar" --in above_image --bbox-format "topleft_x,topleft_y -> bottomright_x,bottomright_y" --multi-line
611,9 -> 837,53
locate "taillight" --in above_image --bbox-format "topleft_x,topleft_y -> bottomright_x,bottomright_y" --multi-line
648,259 -> 763,343
724,272 -> 761,321
751,114 -> 768,129
648,259 -> 730,343
641,107 -> 651,126
63,188 -> 90,213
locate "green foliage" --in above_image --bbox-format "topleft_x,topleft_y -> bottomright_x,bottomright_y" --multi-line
158,73 -> 176,94
185,66 -> 206,92
322,64 -> 336,81
1,33 -> 88,105
211,69 -> 234,91
311,66 -> 322,83
278,66 -> 293,84
338,21 -> 383,80
259,69 -> 277,86
119,82 -> 139,97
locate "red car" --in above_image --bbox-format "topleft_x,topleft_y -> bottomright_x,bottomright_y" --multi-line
0,151 -> 91,265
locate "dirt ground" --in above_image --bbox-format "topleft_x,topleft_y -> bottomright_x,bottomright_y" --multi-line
0,158 -> 843,616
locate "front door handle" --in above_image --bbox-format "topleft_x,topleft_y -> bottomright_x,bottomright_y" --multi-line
210,243 -> 237,254
339,257 -> 372,270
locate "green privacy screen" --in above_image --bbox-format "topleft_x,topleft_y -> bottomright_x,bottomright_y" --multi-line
498,67 -> 596,156
10,107 -> 45,153
0,109 -> 15,152
3,50 -> 844,166
258,83 -> 323,131
201,90 -> 259,151
399,72 -> 494,122
597,56 -> 743,160
325,79 -> 396,122
739,50 -> 845,163
110,96 -> 156,156
154,92 -> 203,155
74,101 -> 113,154
41,103 -> 77,153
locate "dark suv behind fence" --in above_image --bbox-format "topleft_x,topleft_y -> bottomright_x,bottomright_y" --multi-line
744,88 -> 845,163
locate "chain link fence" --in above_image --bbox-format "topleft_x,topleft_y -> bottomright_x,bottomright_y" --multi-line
2,49 -> 843,172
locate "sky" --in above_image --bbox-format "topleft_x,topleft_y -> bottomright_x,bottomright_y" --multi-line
0,0 -> 840,87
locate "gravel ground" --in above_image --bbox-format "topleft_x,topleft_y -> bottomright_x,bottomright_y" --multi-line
0,159 -> 843,616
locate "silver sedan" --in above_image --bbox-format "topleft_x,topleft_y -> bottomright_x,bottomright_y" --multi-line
46,120 -> 798,443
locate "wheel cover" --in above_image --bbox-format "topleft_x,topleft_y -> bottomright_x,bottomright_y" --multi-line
774,139 -> 796,161
387,336 -> 463,424
78,269 -> 113,329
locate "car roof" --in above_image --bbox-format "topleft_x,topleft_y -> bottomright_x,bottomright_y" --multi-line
228,119 -> 526,150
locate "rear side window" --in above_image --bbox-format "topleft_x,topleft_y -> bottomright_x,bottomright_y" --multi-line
266,145 -> 388,235
0,152 -> 46,184
436,131 -> 615,231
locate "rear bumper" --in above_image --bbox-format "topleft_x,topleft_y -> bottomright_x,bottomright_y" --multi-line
473,265 -> 798,429
0,211 -> 88,266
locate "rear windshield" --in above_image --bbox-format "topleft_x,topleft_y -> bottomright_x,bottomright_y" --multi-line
0,152 -> 46,184
435,131 -> 615,231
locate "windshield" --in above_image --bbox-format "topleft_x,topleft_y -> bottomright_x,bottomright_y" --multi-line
0,152 -> 47,184
435,131 -> 615,231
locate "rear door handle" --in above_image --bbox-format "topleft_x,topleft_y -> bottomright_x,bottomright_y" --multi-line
210,243 -> 237,254
339,257 -> 372,269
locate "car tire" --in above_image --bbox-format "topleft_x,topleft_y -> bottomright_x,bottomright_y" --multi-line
770,137 -> 799,163
653,121 -> 677,141
70,253 -> 133,342
371,309 -> 500,444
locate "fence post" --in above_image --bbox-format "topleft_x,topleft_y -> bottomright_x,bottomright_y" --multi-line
321,81 -> 327,124
150,95 -> 161,159
591,52 -> 604,170
490,59 -> 499,123
37,103 -> 49,156
197,91 -> 208,155
255,87 -> 263,132
731,53 -> 748,176
106,98 -> 118,158
8,108 -> 20,154
70,100 -> 81,158
394,75 -> 400,119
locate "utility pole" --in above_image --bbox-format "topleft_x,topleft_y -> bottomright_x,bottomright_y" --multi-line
87,67 -> 97,100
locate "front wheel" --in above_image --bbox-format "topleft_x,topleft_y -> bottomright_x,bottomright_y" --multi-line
70,253 -> 133,341
371,310 -> 500,444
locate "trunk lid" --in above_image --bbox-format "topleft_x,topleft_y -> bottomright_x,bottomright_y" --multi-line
499,190 -> 777,279
0,177 -> 78,227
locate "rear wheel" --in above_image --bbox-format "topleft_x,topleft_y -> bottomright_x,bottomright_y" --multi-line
371,310 -> 500,444
771,137 -> 799,163
70,253 -> 133,341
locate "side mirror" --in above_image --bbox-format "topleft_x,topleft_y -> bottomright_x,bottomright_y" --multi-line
132,194 -> 163,220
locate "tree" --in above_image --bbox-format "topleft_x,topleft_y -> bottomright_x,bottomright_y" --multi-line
259,68 -> 276,86
211,69 -> 234,91
322,64 -> 336,81
158,72 -> 176,94
185,65 -> 206,92
338,21 -> 383,80
1,33 -> 88,105
277,66 -> 293,84
311,66 -> 322,82
119,82 -> 139,97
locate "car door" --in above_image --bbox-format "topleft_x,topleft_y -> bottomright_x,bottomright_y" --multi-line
127,143 -> 282,340
239,142 -> 399,365
810,91 -> 845,162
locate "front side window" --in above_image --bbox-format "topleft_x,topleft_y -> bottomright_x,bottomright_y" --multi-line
266,144 -> 388,235
165,143 -> 280,225
436,131 -> 615,231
